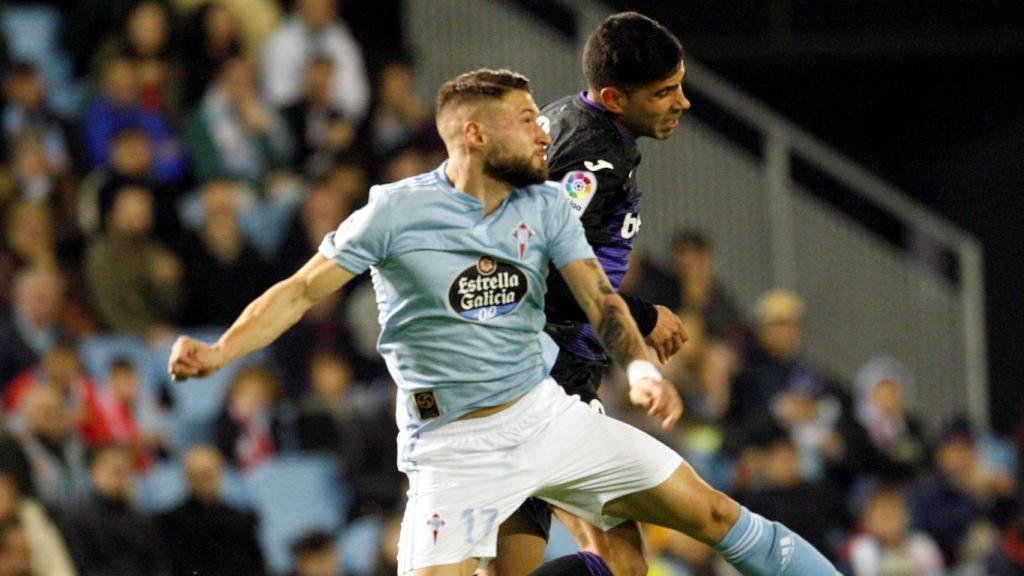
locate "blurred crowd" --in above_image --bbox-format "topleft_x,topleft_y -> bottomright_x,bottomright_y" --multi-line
0,1 -> 1021,575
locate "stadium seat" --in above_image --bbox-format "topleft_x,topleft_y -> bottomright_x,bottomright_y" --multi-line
244,454 -> 350,573
78,334 -> 163,392
340,515 -> 382,575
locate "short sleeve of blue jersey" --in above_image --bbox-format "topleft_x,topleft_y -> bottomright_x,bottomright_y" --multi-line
542,183 -> 596,267
318,186 -> 391,274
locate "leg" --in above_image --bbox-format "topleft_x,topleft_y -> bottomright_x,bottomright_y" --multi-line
551,508 -> 646,576
405,558 -> 479,576
485,508 -> 548,576
604,463 -> 839,575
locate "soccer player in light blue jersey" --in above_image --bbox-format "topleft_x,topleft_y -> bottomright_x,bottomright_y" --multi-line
168,69 -> 839,576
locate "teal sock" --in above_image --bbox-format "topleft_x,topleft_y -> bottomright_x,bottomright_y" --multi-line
712,506 -> 839,576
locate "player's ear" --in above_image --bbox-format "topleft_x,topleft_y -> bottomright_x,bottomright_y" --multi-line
598,86 -> 629,114
464,120 -> 486,149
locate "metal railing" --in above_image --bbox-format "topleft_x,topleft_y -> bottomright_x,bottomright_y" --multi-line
406,0 -> 988,430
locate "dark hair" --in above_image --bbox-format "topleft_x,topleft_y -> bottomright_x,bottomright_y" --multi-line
583,12 -> 683,93
109,356 -> 136,374
291,529 -> 336,557
436,68 -> 531,114
673,228 -> 710,252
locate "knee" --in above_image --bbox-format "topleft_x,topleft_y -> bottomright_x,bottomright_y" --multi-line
707,490 -> 740,535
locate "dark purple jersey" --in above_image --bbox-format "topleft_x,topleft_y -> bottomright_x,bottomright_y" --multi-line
540,92 -> 644,362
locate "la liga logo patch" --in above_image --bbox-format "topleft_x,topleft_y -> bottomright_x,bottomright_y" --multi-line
563,170 -> 596,200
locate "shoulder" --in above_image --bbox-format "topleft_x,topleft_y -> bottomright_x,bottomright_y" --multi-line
371,171 -> 441,204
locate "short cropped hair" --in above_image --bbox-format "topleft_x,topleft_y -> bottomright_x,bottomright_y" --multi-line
583,12 -> 683,93
436,68 -> 532,115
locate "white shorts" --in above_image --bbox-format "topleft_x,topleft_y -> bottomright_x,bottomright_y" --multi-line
396,378 -> 683,573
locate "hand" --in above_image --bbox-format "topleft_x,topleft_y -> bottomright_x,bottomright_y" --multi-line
645,305 -> 688,364
629,377 -> 683,429
168,336 -> 225,381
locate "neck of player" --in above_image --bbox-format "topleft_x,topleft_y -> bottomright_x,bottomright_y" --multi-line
445,155 -> 512,217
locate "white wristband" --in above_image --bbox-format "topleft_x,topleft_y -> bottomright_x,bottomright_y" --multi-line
627,360 -> 663,385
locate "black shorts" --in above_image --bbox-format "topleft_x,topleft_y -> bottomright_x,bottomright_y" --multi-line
515,349 -> 606,539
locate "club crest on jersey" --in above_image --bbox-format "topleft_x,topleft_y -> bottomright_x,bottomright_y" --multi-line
561,170 -> 597,215
448,256 -> 529,322
512,221 -> 534,259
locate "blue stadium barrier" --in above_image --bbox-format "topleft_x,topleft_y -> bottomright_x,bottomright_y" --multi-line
244,454 -> 350,573
341,515 -> 382,575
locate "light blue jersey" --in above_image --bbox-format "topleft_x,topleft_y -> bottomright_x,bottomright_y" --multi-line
319,163 -> 595,432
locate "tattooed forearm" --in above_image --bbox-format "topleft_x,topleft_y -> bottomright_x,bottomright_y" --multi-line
585,259 -> 615,294
595,298 -> 648,368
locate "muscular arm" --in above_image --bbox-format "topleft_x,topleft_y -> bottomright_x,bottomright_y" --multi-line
559,258 -> 683,428
169,254 -> 356,379
558,258 -> 653,368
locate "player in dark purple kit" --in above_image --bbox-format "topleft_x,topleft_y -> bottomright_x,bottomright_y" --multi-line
488,11 -> 691,576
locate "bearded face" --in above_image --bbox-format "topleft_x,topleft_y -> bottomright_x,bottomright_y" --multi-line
482,138 -> 549,188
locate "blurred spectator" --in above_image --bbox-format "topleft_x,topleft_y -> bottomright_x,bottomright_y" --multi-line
379,144 -> 439,184
662,312 -> 739,424
0,201 -> 57,308
158,446 -> 267,575
92,1 -> 182,117
94,357 -> 168,469
4,344 -> 109,447
281,56 -> 357,176
83,184 -> 183,341
361,55 -> 433,161
296,351 -> 359,451
58,444 -> 172,576
287,529 -> 340,576
0,520 -> 32,576
262,0 -> 370,121
853,358 -> 930,484
15,386 -> 90,510
180,3 -> 243,108
172,0 -> 281,59
0,268 -> 71,389
911,417 -> 1013,566
77,127 -> 181,243
187,57 -> 293,184
177,179 -> 271,327
81,57 -> 186,185
215,365 -> 290,470
729,290 -> 825,426
769,369 -> 876,490
370,514 -> 401,576
0,472 -> 76,576
6,134 -> 74,214
0,426 -> 33,499
671,230 -> 746,345
988,511 -> 1024,575
844,488 -> 944,576
734,426 -> 842,555
340,388 -> 402,520
2,62 -> 69,174
275,173 -> 357,275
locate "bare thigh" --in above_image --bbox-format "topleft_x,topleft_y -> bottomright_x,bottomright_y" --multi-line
405,558 -> 479,576
485,510 -> 548,576
603,462 -> 739,546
